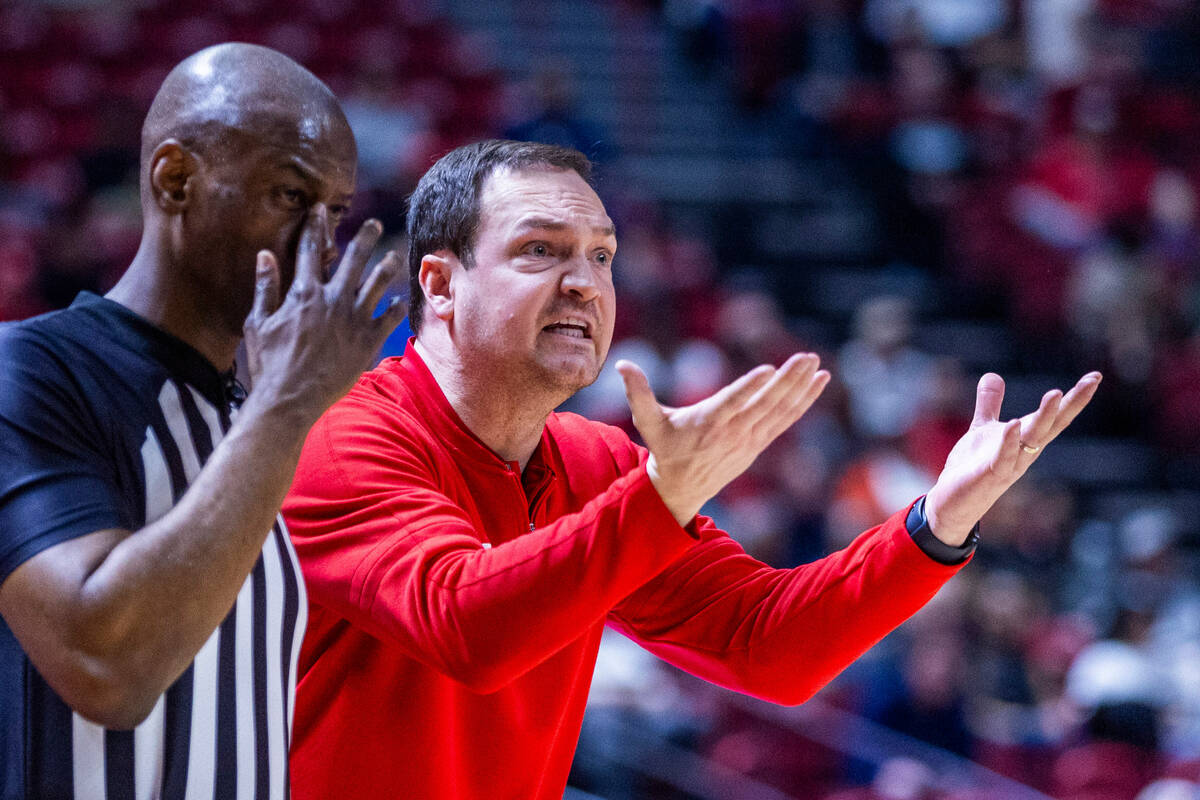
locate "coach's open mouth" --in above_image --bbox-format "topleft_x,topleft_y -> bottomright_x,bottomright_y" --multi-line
542,318 -> 592,339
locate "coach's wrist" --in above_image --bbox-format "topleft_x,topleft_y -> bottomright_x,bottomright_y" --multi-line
645,457 -> 702,527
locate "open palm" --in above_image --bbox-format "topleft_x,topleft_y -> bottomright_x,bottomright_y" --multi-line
925,371 -> 1102,546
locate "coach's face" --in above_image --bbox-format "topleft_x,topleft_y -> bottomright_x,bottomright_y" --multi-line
454,166 -> 617,398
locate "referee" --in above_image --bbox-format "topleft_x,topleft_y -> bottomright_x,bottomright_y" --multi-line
0,43 -> 403,798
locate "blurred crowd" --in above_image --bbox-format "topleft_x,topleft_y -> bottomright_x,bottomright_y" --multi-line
574,1 -> 1200,799
665,0 -> 1200,458
2,0 -> 1199,798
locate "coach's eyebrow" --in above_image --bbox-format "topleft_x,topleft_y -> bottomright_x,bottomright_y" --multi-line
514,217 -> 616,237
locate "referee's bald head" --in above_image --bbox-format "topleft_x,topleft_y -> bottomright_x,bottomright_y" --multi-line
139,42 -> 355,208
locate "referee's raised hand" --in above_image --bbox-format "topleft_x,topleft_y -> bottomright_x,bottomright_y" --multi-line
243,207 -> 407,424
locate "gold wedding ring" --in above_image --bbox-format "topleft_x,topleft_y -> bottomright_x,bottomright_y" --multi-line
1020,441 -> 1041,455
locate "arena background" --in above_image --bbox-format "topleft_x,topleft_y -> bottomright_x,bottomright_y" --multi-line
2,0 -> 1199,797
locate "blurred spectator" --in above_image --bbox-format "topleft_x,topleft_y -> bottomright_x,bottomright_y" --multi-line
717,288 -> 810,374
864,0 -> 1009,49
903,357 -> 973,476
504,63 -> 613,163
825,757 -> 940,800
340,59 -> 432,191
975,478 -> 1077,595
1061,640 -> 1167,799
838,295 -> 935,440
874,630 -> 973,757
1152,327 -> 1200,455
1137,779 -> 1200,800
827,444 -> 933,548
1024,0 -> 1096,87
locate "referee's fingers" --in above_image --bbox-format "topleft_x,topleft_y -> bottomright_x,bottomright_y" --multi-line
334,219 -> 383,296
357,251 -> 402,314
252,250 -> 281,319
292,206 -> 327,290
374,295 -> 408,341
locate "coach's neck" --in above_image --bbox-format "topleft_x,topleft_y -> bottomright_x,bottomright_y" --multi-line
413,335 -> 555,472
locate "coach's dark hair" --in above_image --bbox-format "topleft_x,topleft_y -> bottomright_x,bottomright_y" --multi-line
405,139 -> 593,333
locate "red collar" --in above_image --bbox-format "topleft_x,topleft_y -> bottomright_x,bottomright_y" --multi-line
387,341 -> 557,481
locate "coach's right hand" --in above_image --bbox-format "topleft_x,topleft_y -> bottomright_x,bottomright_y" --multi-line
243,208 -> 407,424
618,353 -> 830,526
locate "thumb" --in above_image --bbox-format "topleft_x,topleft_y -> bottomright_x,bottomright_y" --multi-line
972,372 -> 1006,427
616,360 -> 665,437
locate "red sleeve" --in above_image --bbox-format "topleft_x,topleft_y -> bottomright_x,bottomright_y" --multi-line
282,404 -> 698,694
607,500 -> 968,706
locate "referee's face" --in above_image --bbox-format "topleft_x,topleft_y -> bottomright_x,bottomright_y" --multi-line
186,112 -> 358,335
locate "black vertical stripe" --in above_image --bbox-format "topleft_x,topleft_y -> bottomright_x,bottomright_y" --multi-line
104,729 -> 136,798
252,557 -> 270,800
174,380 -> 216,465
148,417 -> 188,504
214,605 -> 240,797
153,396 -> 196,800
27,661 -> 74,798
159,667 -> 194,800
273,525 -> 300,737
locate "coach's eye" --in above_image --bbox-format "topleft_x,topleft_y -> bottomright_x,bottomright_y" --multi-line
527,243 -> 549,257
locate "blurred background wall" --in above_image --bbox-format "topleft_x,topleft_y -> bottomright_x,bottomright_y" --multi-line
2,0 -> 1200,797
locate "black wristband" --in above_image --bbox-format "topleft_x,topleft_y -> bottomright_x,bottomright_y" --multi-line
905,495 -> 978,566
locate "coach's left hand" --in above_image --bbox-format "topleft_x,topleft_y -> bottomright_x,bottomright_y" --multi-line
924,371 -> 1102,547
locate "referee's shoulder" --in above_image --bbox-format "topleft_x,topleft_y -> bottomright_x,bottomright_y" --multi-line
0,308 -> 77,370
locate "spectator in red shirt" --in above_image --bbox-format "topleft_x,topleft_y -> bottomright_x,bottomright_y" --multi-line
282,139 -> 1102,800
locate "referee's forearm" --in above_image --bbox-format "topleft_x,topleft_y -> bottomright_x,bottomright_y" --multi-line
71,401 -> 313,724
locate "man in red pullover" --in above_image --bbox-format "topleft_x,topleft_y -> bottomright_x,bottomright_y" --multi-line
282,140 -> 1100,799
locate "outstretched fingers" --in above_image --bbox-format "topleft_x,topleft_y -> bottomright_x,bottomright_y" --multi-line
993,418 -> 1023,475
333,219 -> 384,296
744,354 -> 815,416
749,354 -> 828,439
705,363 -> 778,425
1045,372 -> 1103,440
292,206 -> 330,291
1017,388 -> 1062,452
356,250 -> 403,314
782,368 -> 831,428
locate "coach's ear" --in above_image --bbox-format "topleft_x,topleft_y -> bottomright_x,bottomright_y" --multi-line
419,251 -> 456,323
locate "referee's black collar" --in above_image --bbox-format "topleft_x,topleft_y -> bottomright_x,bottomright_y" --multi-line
71,292 -> 230,408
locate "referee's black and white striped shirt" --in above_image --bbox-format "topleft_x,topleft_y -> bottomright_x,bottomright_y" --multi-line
0,293 -> 307,799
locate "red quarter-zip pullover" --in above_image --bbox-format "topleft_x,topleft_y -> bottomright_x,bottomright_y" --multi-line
282,347 -> 968,799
